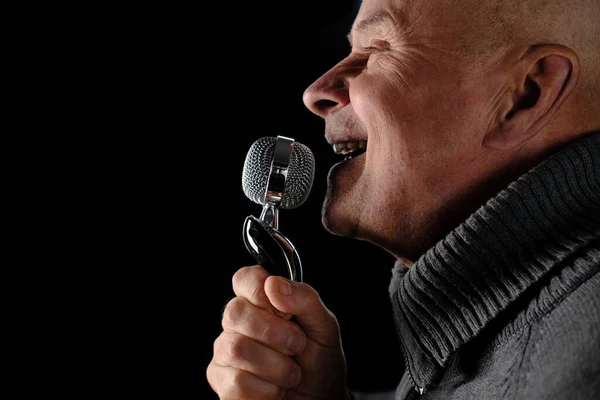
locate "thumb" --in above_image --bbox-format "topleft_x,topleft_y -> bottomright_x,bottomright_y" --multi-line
264,276 -> 341,347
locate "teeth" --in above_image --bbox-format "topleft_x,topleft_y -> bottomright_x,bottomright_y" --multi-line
333,140 -> 367,154
333,143 -> 347,154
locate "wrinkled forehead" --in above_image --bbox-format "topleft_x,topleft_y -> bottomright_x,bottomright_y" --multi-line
354,0 -> 478,15
350,0 -> 506,54
352,0 -> 403,29
350,0 -> 409,42
352,0 -> 491,31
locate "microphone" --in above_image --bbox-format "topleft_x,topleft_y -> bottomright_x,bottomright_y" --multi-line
241,136 -> 315,282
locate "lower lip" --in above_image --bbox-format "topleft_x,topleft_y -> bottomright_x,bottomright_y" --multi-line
330,152 -> 365,169
343,150 -> 366,161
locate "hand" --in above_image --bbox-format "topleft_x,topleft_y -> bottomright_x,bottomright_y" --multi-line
207,265 -> 349,400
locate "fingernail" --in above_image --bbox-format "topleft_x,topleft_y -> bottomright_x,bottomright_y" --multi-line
286,332 -> 305,353
288,366 -> 301,386
278,280 -> 293,295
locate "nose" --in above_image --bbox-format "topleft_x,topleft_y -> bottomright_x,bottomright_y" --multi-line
302,67 -> 350,118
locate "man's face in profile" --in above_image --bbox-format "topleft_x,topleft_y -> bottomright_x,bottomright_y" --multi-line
303,0 -> 511,259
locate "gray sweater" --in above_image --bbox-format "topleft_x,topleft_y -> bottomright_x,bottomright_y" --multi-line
352,132 -> 600,400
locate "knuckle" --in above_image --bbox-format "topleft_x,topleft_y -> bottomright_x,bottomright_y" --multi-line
206,361 -> 228,398
229,369 -> 284,400
232,266 -> 271,306
232,265 -> 261,289
227,369 -> 264,400
214,360 -> 286,400
226,333 -> 249,362
249,279 -> 268,304
213,334 -> 225,357
205,361 -> 216,387
231,266 -> 249,288
227,368 -> 244,393
213,332 -> 243,365
221,369 -> 245,399
222,297 -> 246,329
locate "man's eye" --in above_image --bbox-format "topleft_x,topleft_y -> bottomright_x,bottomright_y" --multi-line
363,41 -> 390,53
359,46 -> 385,57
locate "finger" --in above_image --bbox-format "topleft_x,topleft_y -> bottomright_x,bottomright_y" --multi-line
222,296 -> 307,356
213,331 -> 303,389
264,276 -> 341,347
206,360 -> 285,400
232,265 -> 292,319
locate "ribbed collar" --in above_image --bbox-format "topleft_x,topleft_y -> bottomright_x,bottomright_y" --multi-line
389,132 -> 600,391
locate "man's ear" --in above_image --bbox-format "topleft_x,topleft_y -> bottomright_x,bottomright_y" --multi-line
483,44 -> 580,150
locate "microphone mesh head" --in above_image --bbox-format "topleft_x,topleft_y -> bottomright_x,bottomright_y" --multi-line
242,136 -> 315,209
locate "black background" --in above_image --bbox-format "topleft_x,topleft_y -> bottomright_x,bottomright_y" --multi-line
85,1 -> 404,398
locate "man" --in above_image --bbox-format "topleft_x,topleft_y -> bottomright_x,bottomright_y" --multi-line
207,0 -> 599,398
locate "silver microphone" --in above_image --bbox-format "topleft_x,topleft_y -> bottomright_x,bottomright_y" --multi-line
241,136 -> 315,282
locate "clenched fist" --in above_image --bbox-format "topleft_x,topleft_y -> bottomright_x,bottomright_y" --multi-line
207,265 -> 350,400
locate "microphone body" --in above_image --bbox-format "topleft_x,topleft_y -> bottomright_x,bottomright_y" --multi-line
241,136 -> 315,282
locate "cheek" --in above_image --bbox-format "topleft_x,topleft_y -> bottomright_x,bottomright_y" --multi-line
351,75 -> 405,133
350,76 -> 378,117
350,64 -> 492,168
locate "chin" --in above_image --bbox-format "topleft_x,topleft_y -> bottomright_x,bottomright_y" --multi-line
321,159 -> 367,236
320,188 -> 362,238
321,198 -> 351,237
321,191 -> 433,261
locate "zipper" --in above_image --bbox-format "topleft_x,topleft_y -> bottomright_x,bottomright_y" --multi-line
406,389 -> 423,400
400,341 -> 424,397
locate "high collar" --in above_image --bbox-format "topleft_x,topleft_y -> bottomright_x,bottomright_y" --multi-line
389,132 -> 600,391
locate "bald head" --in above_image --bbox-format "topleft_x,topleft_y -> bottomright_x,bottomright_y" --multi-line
432,1 -> 597,59
454,0 -> 600,125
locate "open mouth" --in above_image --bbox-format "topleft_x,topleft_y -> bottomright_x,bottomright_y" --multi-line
333,140 -> 367,160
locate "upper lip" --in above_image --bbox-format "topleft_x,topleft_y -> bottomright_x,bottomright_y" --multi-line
325,133 -> 367,145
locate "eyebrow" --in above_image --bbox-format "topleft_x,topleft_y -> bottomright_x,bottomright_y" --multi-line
347,11 -> 397,46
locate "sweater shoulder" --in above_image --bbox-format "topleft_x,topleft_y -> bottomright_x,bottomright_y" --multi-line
520,270 -> 600,399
